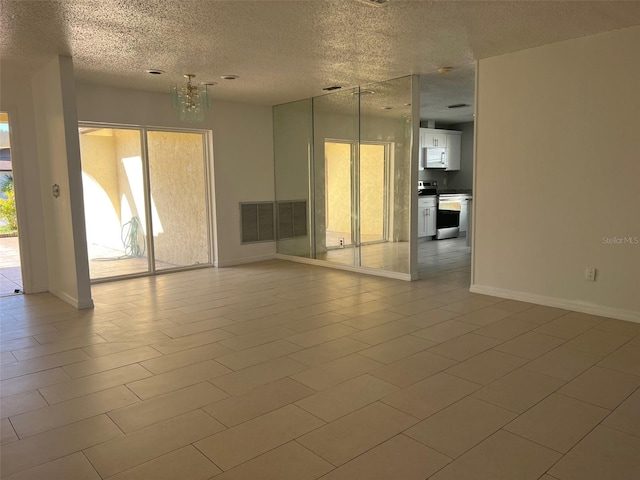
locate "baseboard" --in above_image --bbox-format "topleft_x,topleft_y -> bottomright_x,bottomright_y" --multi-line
49,287 -> 95,310
275,254 -> 413,281
215,254 -> 277,268
22,283 -> 49,295
470,284 -> 640,323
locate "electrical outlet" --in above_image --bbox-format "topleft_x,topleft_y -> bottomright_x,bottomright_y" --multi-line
585,267 -> 596,282
339,238 -> 345,247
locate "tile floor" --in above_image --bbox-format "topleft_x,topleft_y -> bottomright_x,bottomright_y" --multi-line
313,234 -> 471,278
1,259 -> 639,479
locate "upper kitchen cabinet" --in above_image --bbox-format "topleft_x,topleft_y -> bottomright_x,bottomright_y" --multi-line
421,129 -> 447,148
445,131 -> 461,171
419,128 -> 461,170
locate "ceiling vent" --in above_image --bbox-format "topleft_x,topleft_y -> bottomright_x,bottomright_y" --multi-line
447,103 -> 471,109
357,0 -> 390,7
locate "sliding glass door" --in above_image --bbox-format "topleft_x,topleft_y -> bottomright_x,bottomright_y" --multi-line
147,131 -> 210,271
79,125 -> 211,281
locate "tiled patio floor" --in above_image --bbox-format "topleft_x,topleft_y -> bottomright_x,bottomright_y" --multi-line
0,236 -> 22,296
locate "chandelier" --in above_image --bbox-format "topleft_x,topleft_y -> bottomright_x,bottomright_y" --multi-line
170,74 -> 212,122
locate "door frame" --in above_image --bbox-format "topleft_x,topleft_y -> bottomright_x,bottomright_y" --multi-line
78,121 -> 214,282
323,138 -> 392,253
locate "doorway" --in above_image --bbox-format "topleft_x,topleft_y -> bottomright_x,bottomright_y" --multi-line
0,112 -> 22,296
324,141 -> 389,250
78,124 -> 213,281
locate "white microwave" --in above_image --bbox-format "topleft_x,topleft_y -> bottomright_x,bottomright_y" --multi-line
424,147 -> 446,168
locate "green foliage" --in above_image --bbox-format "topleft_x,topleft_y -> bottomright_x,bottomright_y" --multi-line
0,175 -> 17,231
0,174 -> 13,193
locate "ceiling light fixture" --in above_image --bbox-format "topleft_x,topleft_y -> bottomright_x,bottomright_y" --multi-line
220,75 -> 239,80
171,74 -> 211,122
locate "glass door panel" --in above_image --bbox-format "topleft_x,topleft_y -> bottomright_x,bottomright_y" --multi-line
313,88 -> 359,267
325,141 -> 353,249
0,112 -> 23,294
79,127 -> 150,279
359,76 -> 412,273
360,143 -> 387,244
147,131 -> 210,270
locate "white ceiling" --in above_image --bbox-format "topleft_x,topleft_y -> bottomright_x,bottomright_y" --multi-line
2,0 -> 640,123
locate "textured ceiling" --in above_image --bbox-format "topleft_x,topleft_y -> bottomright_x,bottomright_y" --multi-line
2,0 -> 640,122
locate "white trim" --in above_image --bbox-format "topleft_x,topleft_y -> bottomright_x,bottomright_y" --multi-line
470,284 -> 640,323
48,287 -> 94,310
215,254 -> 277,267
276,253 -> 413,281
26,283 -> 49,294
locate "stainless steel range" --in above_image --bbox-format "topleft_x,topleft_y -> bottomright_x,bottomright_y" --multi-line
436,194 -> 465,239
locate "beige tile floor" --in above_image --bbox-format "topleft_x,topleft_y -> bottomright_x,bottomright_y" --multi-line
1,258 -> 640,479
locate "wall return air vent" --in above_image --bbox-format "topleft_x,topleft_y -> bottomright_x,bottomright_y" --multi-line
240,202 -> 275,244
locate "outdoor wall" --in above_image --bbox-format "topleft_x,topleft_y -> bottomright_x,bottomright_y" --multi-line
473,26 -> 640,321
78,132 -> 122,251
79,132 -> 120,216
75,83 -> 276,267
0,62 -> 49,293
325,142 -> 352,236
147,131 -> 208,266
113,129 -> 146,237
31,56 -> 92,308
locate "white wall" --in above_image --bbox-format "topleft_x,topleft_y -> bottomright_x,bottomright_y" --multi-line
473,26 -> 640,321
0,62 -> 49,294
31,56 -> 92,308
75,83 -> 276,266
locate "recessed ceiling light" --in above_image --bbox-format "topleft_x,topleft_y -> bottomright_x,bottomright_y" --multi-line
220,75 -> 239,80
437,67 -> 453,75
322,85 -> 342,91
145,69 -> 165,75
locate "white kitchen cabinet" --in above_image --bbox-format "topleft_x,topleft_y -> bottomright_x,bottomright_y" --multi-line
418,197 -> 437,238
421,128 -> 447,148
426,206 -> 436,236
420,128 -> 461,170
444,131 -> 461,171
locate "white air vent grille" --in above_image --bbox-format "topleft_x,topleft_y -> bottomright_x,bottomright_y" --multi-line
240,202 -> 275,243
277,200 -> 307,239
